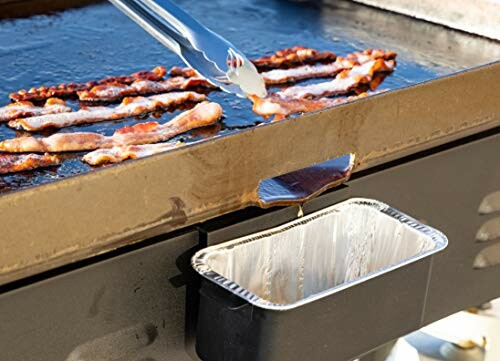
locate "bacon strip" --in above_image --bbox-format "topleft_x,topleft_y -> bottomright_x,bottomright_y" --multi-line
169,49 -> 396,87
261,49 -> 396,84
171,46 -> 337,76
280,59 -> 395,99
169,66 -> 199,78
252,46 -> 336,70
83,142 -> 180,165
0,98 -> 72,122
10,66 -> 167,102
0,102 -> 223,153
249,92 -> 372,120
9,92 -> 206,131
0,153 -> 60,174
78,76 -> 214,102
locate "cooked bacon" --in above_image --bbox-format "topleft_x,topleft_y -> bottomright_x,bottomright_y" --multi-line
252,46 -> 336,70
0,153 -> 60,174
10,66 -> 167,102
280,59 -> 395,99
249,92 -> 371,120
0,98 -> 72,122
9,92 -> 206,131
0,132 -> 108,153
344,48 -> 397,62
169,66 -> 199,78
111,101 -> 222,145
78,76 -> 215,102
168,49 -> 396,87
261,49 -> 396,84
262,60 -> 355,85
83,142 -> 181,165
171,46 -> 337,75
0,102 -> 222,153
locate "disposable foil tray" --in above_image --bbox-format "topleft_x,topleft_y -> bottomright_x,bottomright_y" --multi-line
192,198 -> 448,361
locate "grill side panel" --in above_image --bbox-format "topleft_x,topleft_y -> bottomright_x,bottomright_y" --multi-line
348,131 -> 500,324
0,231 -> 201,361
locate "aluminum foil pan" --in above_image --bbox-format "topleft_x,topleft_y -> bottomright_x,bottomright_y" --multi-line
192,198 -> 448,311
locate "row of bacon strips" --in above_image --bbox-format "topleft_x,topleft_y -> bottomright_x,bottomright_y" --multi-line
9,66 -> 167,102
0,46 -> 396,173
0,100 -> 223,173
171,48 -> 396,120
8,92 -> 206,131
251,56 -> 395,120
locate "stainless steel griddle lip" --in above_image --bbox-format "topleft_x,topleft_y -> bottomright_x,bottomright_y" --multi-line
351,0 -> 500,41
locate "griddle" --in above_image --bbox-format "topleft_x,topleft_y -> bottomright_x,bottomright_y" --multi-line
0,0 -> 497,194
0,0 -> 498,285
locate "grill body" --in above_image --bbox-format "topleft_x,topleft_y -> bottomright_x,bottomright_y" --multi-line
1,131 -> 498,361
0,1 -> 499,360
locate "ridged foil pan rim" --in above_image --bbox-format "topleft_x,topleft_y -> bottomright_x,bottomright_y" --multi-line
191,198 -> 448,311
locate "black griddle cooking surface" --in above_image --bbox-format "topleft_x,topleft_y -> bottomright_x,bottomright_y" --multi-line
0,0 -> 498,194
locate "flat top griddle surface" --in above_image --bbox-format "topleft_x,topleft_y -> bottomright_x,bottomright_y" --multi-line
0,0 -> 498,194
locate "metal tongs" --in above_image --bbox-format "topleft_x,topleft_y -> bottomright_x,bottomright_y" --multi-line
108,0 -> 267,98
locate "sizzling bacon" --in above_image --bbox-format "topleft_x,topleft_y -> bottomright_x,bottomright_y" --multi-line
252,46 -> 336,70
249,92 -> 371,121
172,46 -> 338,75
280,59 -> 395,99
0,98 -> 72,122
83,142 -> 180,165
168,49 -> 396,87
9,66 -> 167,102
261,49 -> 396,84
0,153 -> 60,174
78,76 -> 215,102
0,102 -> 223,153
169,66 -> 199,78
9,92 -> 206,131
345,48 -> 397,62
111,101 -> 222,146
